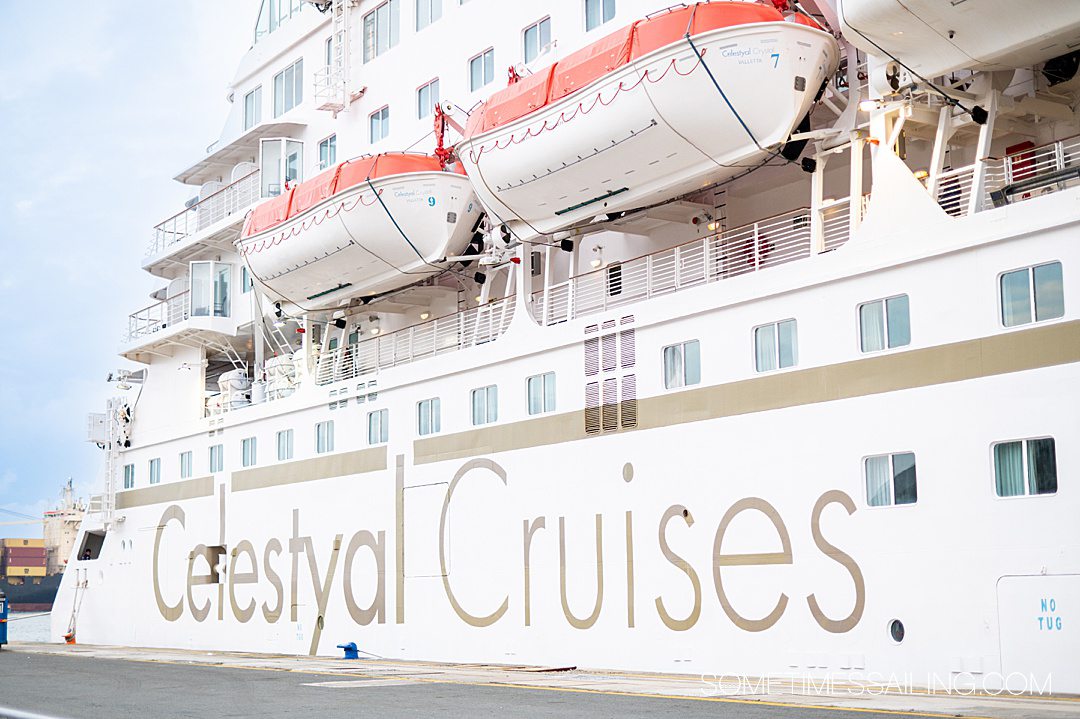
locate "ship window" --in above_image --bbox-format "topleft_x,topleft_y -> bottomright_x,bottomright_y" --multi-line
864,452 -> 917,507
1000,261 -> 1064,327
469,49 -> 494,92
78,531 -> 106,562
754,319 -> 798,372
585,0 -> 615,31
179,451 -> 193,479
190,261 -> 232,318
417,398 -> 441,436
363,0 -> 401,63
523,17 -> 552,65
416,0 -> 442,30
242,437 -> 257,468
209,444 -> 224,473
148,458 -> 161,485
662,340 -> 700,389
370,106 -> 390,144
858,294 -> 909,353
123,463 -> 135,490
417,78 -> 440,119
277,429 -> 294,461
368,409 -> 389,445
993,437 -> 1057,498
241,266 -> 253,294
527,372 -> 556,415
471,385 -> 498,425
243,86 -> 262,131
254,0 -> 303,44
272,58 -> 304,118
316,421 -> 335,454
318,135 -> 337,170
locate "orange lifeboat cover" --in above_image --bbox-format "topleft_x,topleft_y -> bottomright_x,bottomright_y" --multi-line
291,164 -> 342,216
480,66 -> 557,134
550,24 -> 635,101
245,187 -> 295,236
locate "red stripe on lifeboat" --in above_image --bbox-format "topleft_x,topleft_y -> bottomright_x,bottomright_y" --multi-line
242,153 -> 462,239
464,2 -> 786,140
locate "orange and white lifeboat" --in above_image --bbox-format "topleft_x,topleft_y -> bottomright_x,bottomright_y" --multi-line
238,153 -> 481,307
456,2 -> 839,239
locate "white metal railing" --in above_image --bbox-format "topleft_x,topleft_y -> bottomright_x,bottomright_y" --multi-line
314,65 -> 346,110
314,296 -> 517,385
126,291 -> 190,343
533,207 -> 823,326
930,135 -> 1080,214
147,170 -> 261,258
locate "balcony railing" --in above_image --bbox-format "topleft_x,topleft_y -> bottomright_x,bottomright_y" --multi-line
930,134 -> 1080,214
533,207 -> 831,326
315,296 -> 516,385
126,291 -> 190,343
147,170 -> 261,258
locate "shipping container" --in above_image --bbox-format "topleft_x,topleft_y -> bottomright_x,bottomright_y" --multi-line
3,556 -> 47,568
1,538 -> 44,548
3,547 -> 47,560
3,566 -> 47,577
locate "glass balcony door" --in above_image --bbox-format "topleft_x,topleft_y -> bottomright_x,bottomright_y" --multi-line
260,138 -> 304,198
190,261 -> 232,318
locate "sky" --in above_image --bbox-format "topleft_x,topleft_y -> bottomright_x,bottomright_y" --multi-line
0,1 -> 258,535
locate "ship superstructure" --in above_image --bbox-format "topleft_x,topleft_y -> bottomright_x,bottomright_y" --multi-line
58,0 -> 1080,694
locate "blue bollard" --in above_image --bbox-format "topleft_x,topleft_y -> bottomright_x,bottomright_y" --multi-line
336,642 -> 359,660
0,590 -> 8,648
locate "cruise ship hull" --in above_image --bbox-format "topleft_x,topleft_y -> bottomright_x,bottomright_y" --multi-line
56,189 -> 1080,693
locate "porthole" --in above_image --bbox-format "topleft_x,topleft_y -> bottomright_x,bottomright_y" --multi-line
889,619 -> 905,644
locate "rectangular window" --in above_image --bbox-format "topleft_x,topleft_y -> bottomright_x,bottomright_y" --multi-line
369,106 -> 390,143
179,451 -> 193,480
994,437 -> 1057,497
585,0 -> 615,31
416,78 -> 440,119
471,385 -> 498,425
241,265 -> 253,294
272,58 -> 304,118
209,444 -> 224,473
149,458 -> 161,485
190,261 -> 232,318
523,17 -> 552,64
859,294 -> 910,352
123,463 -> 135,490
527,372 -> 556,415
662,340 -> 701,389
417,398 -> 441,436
242,437 -> 257,468
276,429 -> 294,461
318,134 -> 337,170
363,0 -> 401,63
416,0 -> 442,30
243,86 -> 262,130
1000,261 -> 1064,327
864,452 -> 917,507
469,48 -> 495,91
368,408 -> 389,445
315,420 -> 335,454
754,319 -> 798,372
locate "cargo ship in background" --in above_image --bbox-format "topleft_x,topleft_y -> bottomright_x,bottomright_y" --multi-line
2,481 -> 86,611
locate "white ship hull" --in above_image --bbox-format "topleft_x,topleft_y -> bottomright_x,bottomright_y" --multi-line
58,189 -> 1080,692
457,22 -> 838,239
238,172 -> 481,306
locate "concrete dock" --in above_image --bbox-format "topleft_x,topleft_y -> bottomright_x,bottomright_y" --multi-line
0,643 -> 1077,718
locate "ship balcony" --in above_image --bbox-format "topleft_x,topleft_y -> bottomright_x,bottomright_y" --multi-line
121,260 -> 251,362
143,169 -> 262,277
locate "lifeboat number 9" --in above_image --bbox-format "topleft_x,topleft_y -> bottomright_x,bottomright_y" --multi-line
427,197 -> 436,207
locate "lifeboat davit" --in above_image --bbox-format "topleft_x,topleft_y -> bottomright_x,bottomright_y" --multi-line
456,2 -> 839,239
238,153 -> 481,307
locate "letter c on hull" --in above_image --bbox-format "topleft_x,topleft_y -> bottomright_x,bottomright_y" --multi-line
153,504 -> 186,622
440,458 -> 509,627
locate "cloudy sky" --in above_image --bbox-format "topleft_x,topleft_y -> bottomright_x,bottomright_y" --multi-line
0,1 -> 258,534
